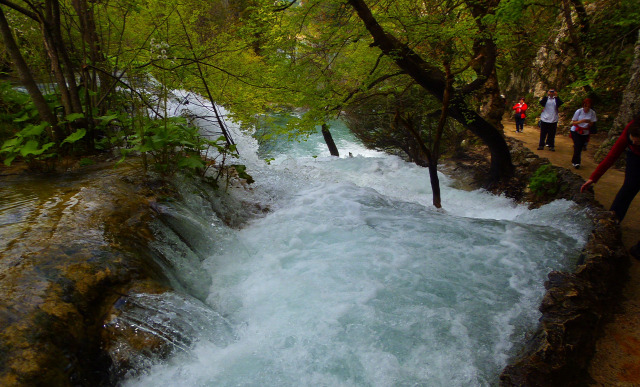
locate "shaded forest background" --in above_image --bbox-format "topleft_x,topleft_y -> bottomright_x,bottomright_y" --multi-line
0,0 -> 638,185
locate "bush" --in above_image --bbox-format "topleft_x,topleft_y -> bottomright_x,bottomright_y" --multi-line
529,164 -> 560,197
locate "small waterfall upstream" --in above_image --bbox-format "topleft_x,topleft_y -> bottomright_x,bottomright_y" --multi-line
115,92 -> 592,386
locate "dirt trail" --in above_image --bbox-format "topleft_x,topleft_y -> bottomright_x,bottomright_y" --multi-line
502,119 -> 640,386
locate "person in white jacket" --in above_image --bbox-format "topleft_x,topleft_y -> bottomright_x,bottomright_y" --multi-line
537,89 -> 564,151
569,98 -> 597,169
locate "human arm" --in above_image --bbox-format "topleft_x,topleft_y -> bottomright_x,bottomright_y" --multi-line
539,96 -> 547,107
572,109 -> 597,127
570,109 -> 582,126
580,179 -> 594,193
588,124 -> 630,183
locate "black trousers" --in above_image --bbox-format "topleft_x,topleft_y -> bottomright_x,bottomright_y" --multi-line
515,116 -> 525,131
571,132 -> 589,165
611,150 -> 640,221
539,121 -> 557,147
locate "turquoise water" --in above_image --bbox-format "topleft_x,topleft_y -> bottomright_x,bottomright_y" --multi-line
122,95 -> 590,386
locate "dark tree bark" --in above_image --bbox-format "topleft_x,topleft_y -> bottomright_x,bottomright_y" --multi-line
72,0 -> 110,121
321,123 -> 340,156
0,6 -> 61,141
478,68 -> 505,130
347,0 -> 513,182
396,113 -> 442,208
48,0 -> 83,114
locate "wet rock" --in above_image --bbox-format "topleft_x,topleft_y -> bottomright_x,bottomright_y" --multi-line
0,161 -> 174,386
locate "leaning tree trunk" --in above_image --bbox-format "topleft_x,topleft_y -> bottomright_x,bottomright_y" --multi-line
395,112 -> 442,208
347,0 -> 513,182
321,123 -> 340,156
0,7 -> 61,141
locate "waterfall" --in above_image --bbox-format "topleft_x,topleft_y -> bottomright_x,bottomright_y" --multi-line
118,92 -> 591,386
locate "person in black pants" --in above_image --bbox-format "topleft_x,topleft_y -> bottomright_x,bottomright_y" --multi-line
512,98 -> 528,133
538,89 -> 563,151
581,118 -> 640,257
569,98 -> 597,169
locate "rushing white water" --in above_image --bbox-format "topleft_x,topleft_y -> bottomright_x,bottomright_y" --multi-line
122,93 -> 591,386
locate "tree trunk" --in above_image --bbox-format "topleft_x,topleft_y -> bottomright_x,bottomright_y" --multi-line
41,24 -> 74,117
0,7 -> 60,141
72,0 -> 108,115
478,68 -> 505,130
347,0 -> 513,182
427,163 -> 441,208
321,123 -> 340,156
395,112 -> 442,208
48,0 -> 83,114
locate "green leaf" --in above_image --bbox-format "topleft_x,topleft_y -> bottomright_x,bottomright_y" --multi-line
20,140 -> 41,156
98,114 -> 118,124
1,137 -> 21,152
19,122 -> 48,137
61,129 -> 87,144
137,143 -> 155,152
179,140 -> 196,147
39,142 -> 55,154
3,154 -> 16,166
231,164 -> 254,184
177,156 -> 205,169
14,113 -> 31,123
64,113 -> 85,122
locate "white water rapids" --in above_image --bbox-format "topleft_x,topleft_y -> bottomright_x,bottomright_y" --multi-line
122,93 -> 591,386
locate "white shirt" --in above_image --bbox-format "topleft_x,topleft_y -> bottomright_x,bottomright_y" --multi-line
540,98 -> 559,123
570,108 -> 597,135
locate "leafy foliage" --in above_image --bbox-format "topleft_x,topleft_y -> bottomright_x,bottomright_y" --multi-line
118,116 -> 232,177
343,83 -> 466,163
529,164 -> 560,197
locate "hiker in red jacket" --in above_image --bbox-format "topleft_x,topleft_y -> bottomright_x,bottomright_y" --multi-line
581,117 -> 640,258
512,98 -> 528,133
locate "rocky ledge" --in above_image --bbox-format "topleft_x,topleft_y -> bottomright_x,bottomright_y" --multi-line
445,138 -> 629,386
0,159 -> 263,386
0,160 -> 175,386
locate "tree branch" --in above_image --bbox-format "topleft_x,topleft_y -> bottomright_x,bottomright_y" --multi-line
0,0 -> 39,21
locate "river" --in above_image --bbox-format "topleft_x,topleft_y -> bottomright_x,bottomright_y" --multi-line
119,93 -> 591,386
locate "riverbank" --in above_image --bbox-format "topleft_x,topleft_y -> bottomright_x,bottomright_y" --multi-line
502,119 -> 640,386
0,160 -> 175,385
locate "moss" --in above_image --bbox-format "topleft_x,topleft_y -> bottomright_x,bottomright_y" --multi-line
529,164 -> 561,197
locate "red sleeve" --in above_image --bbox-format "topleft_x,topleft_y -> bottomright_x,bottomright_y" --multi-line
589,123 -> 631,183
522,104 -> 528,112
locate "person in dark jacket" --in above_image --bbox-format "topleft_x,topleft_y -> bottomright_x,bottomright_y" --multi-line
581,117 -> 640,258
537,89 -> 564,151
